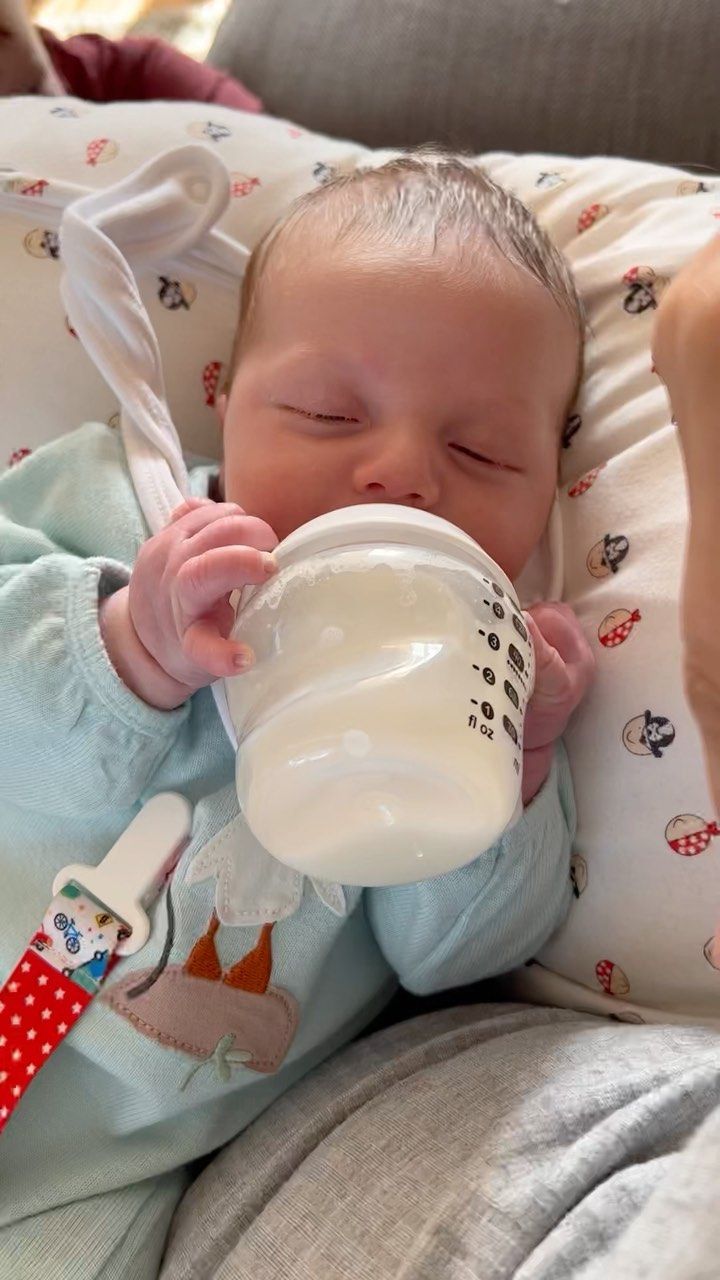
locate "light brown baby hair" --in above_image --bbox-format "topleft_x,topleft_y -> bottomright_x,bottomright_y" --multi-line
229,148 -> 584,386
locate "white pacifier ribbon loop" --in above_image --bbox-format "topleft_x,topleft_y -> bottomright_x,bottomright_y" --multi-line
58,145 -> 247,534
58,145 -> 249,742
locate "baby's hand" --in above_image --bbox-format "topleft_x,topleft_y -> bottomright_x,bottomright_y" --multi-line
100,498 -> 278,709
521,602 -> 595,803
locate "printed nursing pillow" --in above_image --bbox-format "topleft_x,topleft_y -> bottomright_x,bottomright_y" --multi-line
0,97 -> 368,461
479,153 -> 720,1023
1,96 -> 719,1022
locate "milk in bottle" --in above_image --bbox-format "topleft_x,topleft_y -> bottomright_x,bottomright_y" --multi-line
225,505 -> 534,886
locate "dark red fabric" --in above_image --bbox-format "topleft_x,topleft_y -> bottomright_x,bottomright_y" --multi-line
39,28 -> 262,112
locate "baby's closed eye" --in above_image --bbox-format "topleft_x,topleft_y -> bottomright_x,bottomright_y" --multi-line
280,404 -> 361,424
449,442 -> 521,472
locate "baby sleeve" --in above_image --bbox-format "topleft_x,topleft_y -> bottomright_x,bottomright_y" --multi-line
0,428 -> 189,813
365,745 -> 575,995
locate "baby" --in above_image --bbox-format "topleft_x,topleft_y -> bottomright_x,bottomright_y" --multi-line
104,153 -> 594,799
0,153 -> 593,1277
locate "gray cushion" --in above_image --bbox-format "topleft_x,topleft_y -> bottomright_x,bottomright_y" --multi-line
208,0 -> 720,168
162,1003 -> 720,1279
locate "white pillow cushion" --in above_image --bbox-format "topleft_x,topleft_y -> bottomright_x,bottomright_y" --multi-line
1,96 -> 719,1022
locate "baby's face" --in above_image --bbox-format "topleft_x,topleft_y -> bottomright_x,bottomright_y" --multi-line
219,236 -> 578,581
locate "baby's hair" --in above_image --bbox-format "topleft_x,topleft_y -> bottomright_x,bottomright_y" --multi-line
230,147 -> 584,379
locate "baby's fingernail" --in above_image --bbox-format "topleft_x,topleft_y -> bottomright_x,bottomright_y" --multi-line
262,553 -> 277,575
234,647 -> 255,670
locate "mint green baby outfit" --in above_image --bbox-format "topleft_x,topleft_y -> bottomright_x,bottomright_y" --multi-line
0,423 -> 574,1280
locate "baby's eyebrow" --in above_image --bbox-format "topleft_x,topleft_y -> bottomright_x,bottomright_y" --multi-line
455,399 -> 538,435
268,346 -> 360,376
469,394 -> 536,415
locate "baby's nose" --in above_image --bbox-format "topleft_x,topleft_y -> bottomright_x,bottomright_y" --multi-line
353,429 -> 440,508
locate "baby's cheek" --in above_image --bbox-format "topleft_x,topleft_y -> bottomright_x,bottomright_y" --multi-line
509,487 -> 557,578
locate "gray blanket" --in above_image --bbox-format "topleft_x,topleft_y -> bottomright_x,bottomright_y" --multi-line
162,1002 -> 720,1279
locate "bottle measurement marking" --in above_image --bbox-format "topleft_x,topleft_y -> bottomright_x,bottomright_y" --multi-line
503,715 -> 518,745
507,657 -> 528,692
512,613 -> 528,642
470,657 -> 498,737
468,713 -> 494,739
471,605 -> 529,739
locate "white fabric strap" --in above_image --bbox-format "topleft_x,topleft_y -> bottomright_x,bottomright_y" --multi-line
59,145 -> 248,534
59,145 -> 247,746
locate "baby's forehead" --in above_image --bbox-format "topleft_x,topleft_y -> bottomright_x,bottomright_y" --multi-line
258,212 -> 535,304
242,185 -> 580,385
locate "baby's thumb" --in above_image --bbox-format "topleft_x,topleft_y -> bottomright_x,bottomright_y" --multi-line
525,612 -> 568,702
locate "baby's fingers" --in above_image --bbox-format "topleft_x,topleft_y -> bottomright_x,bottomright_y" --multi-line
168,501 -> 248,539
182,616 -> 254,678
525,613 -> 569,701
184,513 -> 278,558
526,604 -> 594,701
169,496 -> 214,523
174,544 -> 276,625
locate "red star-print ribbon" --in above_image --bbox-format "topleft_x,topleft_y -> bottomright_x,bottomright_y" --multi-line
0,884 -> 126,1134
0,794 -> 191,1135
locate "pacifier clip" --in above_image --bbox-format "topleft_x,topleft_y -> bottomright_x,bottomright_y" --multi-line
0,793 -> 191,1133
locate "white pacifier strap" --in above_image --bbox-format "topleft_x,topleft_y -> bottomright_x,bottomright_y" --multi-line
59,146 -> 247,745
59,145 -> 248,534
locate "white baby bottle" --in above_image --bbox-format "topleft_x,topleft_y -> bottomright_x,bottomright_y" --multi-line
225,505 -> 534,886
